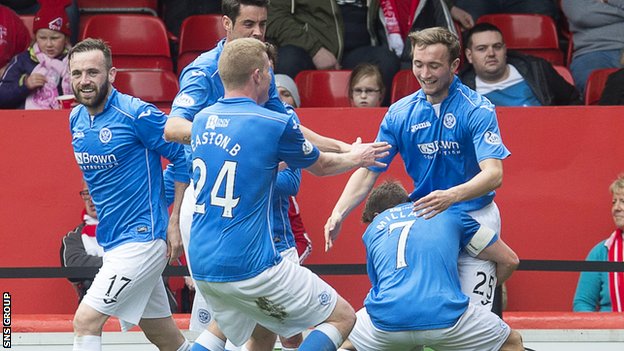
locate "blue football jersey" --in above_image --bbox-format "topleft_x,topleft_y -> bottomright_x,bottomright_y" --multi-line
188,97 -> 319,282
370,76 -> 511,211
69,89 -> 188,250
362,204 -> 497,331
171,39 -> 286,122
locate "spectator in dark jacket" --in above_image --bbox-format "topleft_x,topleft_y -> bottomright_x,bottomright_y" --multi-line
459,23 -> 582,107
0,0 -> 72,109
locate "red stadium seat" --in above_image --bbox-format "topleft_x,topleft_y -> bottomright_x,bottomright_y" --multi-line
476,14 -> 564,65
390,69 -> 421,103
114,69 -> 179,108
584,68 -> 619,105
19,15 -> 34,38
294,70 -> 352,107
81,14 -> 173,71
77,0 -> 158,16
553,65 -> 574,86
177,14 -> 226,72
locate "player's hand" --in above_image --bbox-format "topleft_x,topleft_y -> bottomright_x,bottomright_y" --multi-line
388,33 -> 404,57
450,6 -> 474,30
324,213 -> 344,252
25,73 -> 47,90
349,137 -> 391,168
278,161 -> 288,171
184,276 -> 195,291
413,189 -> 458,219
312,47 -> 340,70
166,219 -> 184,264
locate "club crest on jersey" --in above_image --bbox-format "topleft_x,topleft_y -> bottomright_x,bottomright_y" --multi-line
483,131 -> 502,145
205,115 -> 230,130
318,291 -> 332,306
197,308 -> 211,324
443,113 -> 456,129
173,93 -> 195,107
99,128 -> 112,143
302,140 -> 314,155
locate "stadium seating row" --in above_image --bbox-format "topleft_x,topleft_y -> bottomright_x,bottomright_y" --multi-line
17,12 -> 612,106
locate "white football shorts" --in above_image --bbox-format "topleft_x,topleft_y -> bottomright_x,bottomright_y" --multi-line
82,240 -> 170,329
349,303 -> 510,351
195,258 -> 337,346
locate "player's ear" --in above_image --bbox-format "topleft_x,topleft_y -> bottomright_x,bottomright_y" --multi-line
223,15 -> 233,33
108,67 -> 117,84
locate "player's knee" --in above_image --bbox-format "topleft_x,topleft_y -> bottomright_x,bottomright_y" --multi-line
72,304 -> 107,336
331,297 -> 356,337
501,329 -> 523,351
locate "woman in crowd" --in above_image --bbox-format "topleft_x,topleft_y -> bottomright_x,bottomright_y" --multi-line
574,174 -> 624,312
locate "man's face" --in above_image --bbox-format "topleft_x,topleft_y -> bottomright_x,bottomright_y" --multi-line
70,50 -> 114,114
613,190 -> 624,229
277,87 -> 297,107
465,31 -> 508,82
412,43 -> 459,104
225,5 -> 268,41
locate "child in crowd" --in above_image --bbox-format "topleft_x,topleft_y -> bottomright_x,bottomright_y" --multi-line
275,73 -> 301,108
348,63 -> 385,108
0,0 -> 73,109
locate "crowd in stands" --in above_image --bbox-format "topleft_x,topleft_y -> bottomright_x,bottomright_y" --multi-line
1,0 -> 623,110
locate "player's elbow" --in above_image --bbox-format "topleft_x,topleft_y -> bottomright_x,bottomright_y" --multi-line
501,250 -> 520,272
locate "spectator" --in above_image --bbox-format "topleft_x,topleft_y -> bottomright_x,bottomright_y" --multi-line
59,183 -> 102,302
0,5 -> 31,76
348,63 -> 384,108
1,0 -> 79,44
274,73 -> 300,108
573,174 -> 624,312
599,52 -> 624,105
60,183 -> 179,312
266,0 -> 404,105
561,0 -> 624,95
0,0 -> 73,109
459,23 -> 582,106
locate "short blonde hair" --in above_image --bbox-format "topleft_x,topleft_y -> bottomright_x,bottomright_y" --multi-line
609,173 -> 624,194
408,27 -> 460,63
218,38 -> 269,90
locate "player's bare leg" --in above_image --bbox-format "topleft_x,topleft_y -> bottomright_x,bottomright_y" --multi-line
140,317 -> 189,350
499,329 -> 524,351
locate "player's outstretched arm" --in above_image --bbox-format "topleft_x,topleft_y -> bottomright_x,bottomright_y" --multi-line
300,125 -> 351,153
166,181 -> 188,264
164,116 -> 193,144
476,238 -> 519,285
324,168 -> 381,251
413,158 -> 503,219
305,140 -> 390,177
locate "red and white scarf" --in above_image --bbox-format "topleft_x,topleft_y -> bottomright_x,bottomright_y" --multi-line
605,228 -> 624,312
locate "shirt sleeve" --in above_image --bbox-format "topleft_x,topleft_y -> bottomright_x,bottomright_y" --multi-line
277,116 -> 320,169
368,111 -> 399,173
275,167 -> 301,196
467,107 -> 511,163
459,212 -> 499,255
573,242 -> 606,312
170,66 -> 218,121
133,103 -> 190,183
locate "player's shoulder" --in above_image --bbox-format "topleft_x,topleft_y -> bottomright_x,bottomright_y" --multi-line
451,79 -> 496,114
109,90 -> 163,120
387,91 -> 423,116
179,44 -> 222,81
